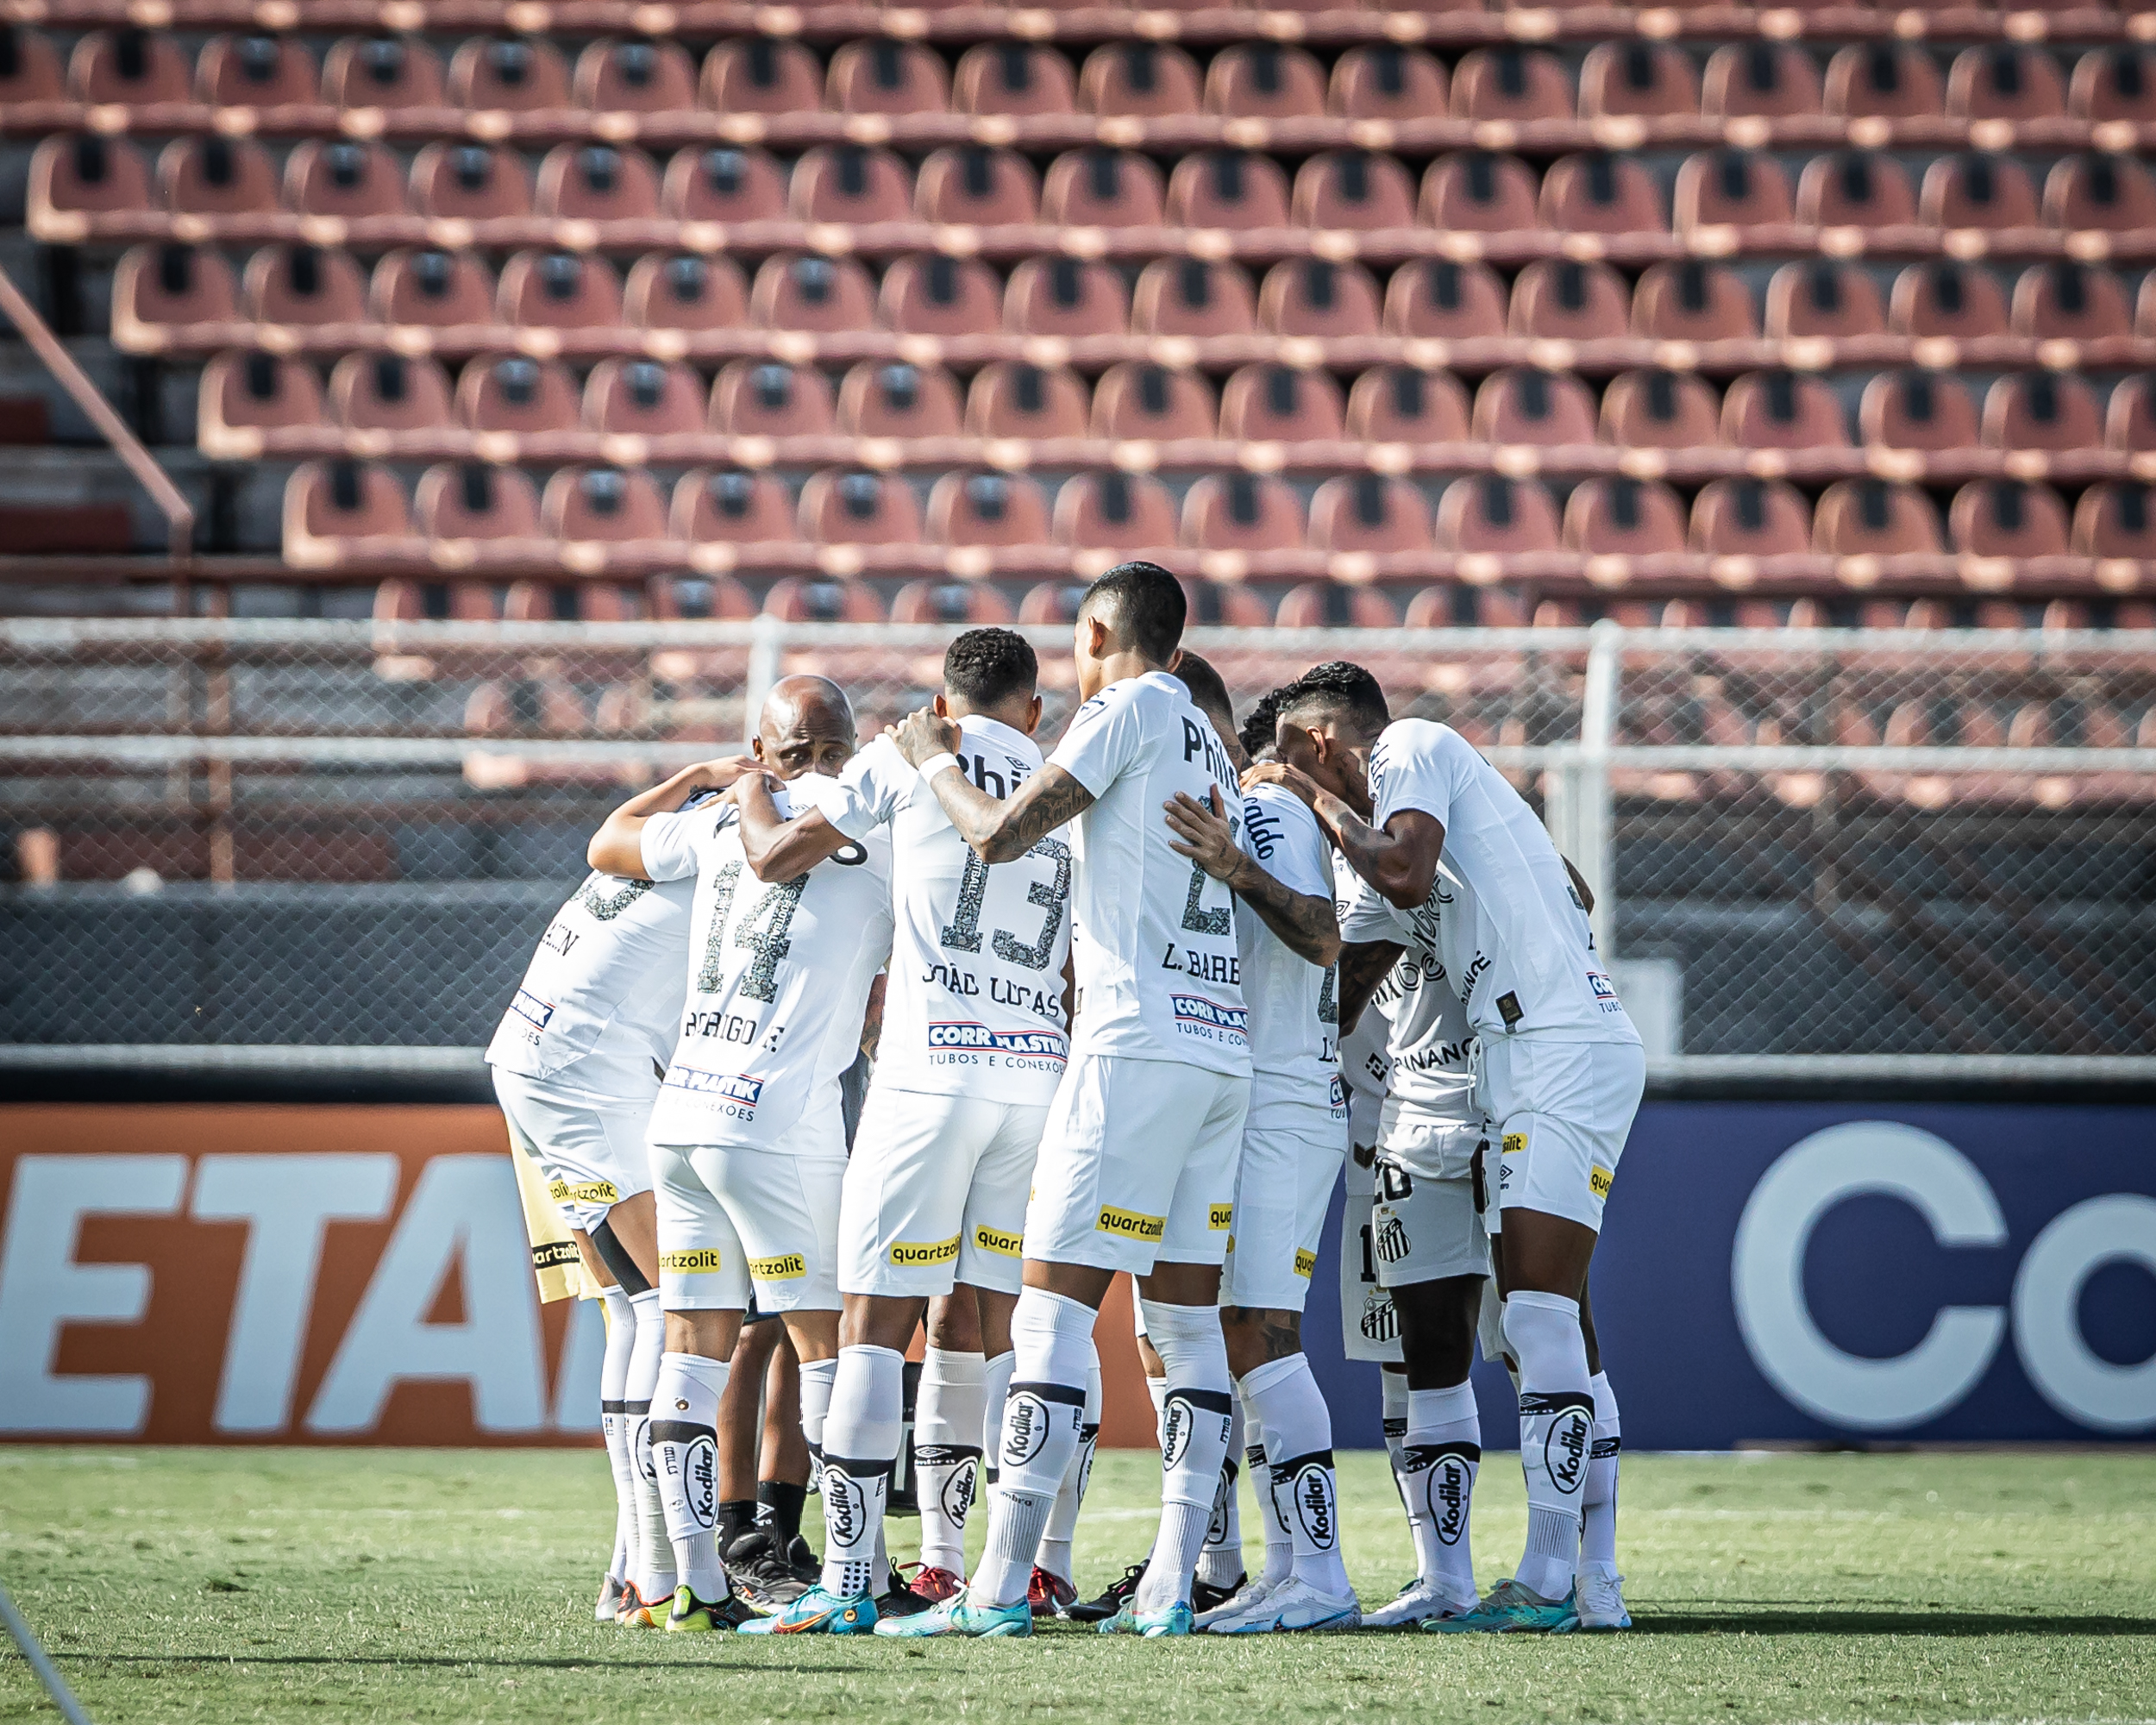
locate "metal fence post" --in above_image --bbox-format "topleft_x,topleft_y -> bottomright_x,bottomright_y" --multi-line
1579,618 -> 1623,960
743,614 -> 783,745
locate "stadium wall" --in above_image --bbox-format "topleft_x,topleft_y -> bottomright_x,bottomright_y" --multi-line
1,1100 -> 2150,1446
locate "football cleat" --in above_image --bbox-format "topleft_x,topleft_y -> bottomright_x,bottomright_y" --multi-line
877,1567 -> 932,1620
1027,1566 -> 1077,1618
724,1529 -> 812,1615
735,1584 -> 878,1636
615,1581 -> 666,1628
665,1585 -> 758,1633
872,1587 -> 1032,1639
1064,1561 -> 1146,1624
596,1573 -> 627,1623
908,1566 -> 965,1606
1555,1570 -> 1632,1633
1424,1578 -> 1573,1634
1193,1577 -> 1278,1631
1365,1577 -> 1477,1629
1096,1599 -> 1194,1638
1192,1571 -> 1246,1615
1201,1577 -> 1359,1634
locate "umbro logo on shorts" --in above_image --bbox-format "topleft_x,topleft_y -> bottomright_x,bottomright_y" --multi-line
973,1224 -> 1022,1258
661,1249 -> 723,1273
1589,1164 -> 1614,1200
889,1234 -> 961,1267
1096,1205 -> 1165,1242
748,1252 -> 806,1281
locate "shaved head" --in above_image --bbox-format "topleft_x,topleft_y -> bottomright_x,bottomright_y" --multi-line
756,674 -> 856,780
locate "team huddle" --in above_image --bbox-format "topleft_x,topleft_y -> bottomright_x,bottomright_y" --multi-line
488,560 -> 1645,1640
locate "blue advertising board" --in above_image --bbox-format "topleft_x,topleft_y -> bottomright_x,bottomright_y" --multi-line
1306,1103 -> 2156,1449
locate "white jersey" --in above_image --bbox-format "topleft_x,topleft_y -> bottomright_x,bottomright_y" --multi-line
640,779 -> 894,1148
1235,784 -> 1343,1134
1047,670 -> 1250,1076
1369,718 -> 1639,1046
1339,875 -> 1479,1127
1335,847 -> 1396,1140
805,717 -> 1072,1106
484,870 -> 691,1097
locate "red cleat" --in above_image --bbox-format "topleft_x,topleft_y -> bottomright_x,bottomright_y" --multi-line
1028,1566 -> 1078,1618
909,1566 -> 965,1604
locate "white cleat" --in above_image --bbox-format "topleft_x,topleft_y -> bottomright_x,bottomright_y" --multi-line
1193,1576 -> 1282,1632
1556,1569 -> 1633,1633
595,1573 -> 627,1622
1202,1576 -> 1360,1634
1364,1576 -> 1478,1629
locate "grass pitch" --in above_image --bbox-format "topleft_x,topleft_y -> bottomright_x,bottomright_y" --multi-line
1,1447 -> 2151,1725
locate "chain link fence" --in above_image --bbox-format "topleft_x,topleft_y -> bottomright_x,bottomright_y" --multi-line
3,617 -> 2153,1071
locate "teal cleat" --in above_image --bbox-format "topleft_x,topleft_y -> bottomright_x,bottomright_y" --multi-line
871,1587 -> 1031,1639
1423,1578 -> 1574,1634
734,1584 -> 878,1635
1096,1599 -> 1194,1638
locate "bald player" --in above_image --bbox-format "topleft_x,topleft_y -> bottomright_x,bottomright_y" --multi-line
589,676 -> 895,1634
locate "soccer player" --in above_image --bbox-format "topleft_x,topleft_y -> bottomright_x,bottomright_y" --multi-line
1257,661 -> 1645,1634
718,628 -> 1077,1634
877,561 -> 1251,1640
588,675 -> 893,1634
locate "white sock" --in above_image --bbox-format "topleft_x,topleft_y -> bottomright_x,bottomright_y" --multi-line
599,1287 -> 638,1588
1134,1301 -> 1234,1615
912,1346 -> 984,1580
1381,1368 -> 1410,1511
799,1355 -> 837,1478
1505,1291 -> 1593,1603
625,1291 -> 674,1603
974,1289 -> 1094,1609
1403,1381 -> 1481,1608
1037,1350 -> 1100,1586
1196,1392 -> 1244,1590
1240,1380 -> 1292,1587
650,1350 -> 730,1603
1145,1375 -> 1168,1442
980,1349 -> 1015,1493
1580,1370 -> 1621,1577
819,1344 -> 903,1599
1241,1353 -> 1351,1596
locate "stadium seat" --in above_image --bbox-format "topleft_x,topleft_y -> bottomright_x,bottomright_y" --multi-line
966,362 -> 1091,440
498,250 -> 624,332
68,28 -> 190,105
201,350 -> 326,444
837,361 -> 965,439
1182,582 -> 1273,629
330,352 -> 454,435
2071,47 -> 2156,123
915,146 -> 1040,227
790,144 -> 914,225
285,141 -> 408,221
286,459 -> 417,556
158,135 -> 279,217
1473,369 -> 1600,448
1384,259 -> 1509,340
1796,151 -> 1919,229
878,254 -> 1003,337
536,145 -> 662,223
1951,480 -> 2071,558
2108,375 -> 2156,451
891,580 -> 1017,624
1003,256 -> 1129,339
1405,586 -> 1519,629
2073,482 -> 2156,559
1451,47 -> 1573,122
1018,579 -> 1093,624
1920,154 -> 2040,231
1764,261 -> 1887,339
1982,372 -> 2103,453
1165,152 -> 1293,232
1420,153 -> 1541,235
1129,259 -> 1257,337
1080,43 -> 1203,118
1601,369 -> 1723,449
751,254 -> 878,333
673,468 -> 796,546
1538,152 -> 1667,237
1092,363 -> 1217,442
624,253 -> 750,334
764,577 -> 888,622
447,36 -> 572,112
1206,43 -> 1327,119
1183,474 -> 1307,554
1292,153 -> 1418,233
1673,150 -> 1794,230
502,580 -> 645,625
584,357 -> 705,437
927,471 -> 1053,548
1275,584 -> 1401,629
1890,260 -> 2011,339
1690,477 -> 1813,556
954,43 -> 1077,116
1307,475 -> 1434,554
2044,154 -> 2156,233
1219,366 -> 1346,442
0,25 -> 63,103
373,575 -> 499,623
1041,150 -> 1167,229
456,355 -> 580,436
1858,370 -> 1981,451
1722,370 -> 1848,449
1564,477 -> 1689,556
1508,259 -> 1630,342
1053,471 -> 1180,552
1346,366 -> 1472,443
1630,260 -> 1758,342
197,34 -> 318,109
113,245 -> 241,337
322,36 -> 446,109
33,135 -> 153,226
1258,260 -> 1383,339
1702,42 -> 1824,119
1946,44 -> 2066,121
798,469 -> 924,545
827,39 -> 949,116
1437,475 -> 1561,554
700,38 -> 824,116
1330,46 -> 1450,122
1814,479 -> 1944,555
663,147 -> 787,223
1825,43 -> 1945,119
371,248 -> 497,331
245,244 -> 367,328
1578,41 -> 1698,118
410,142 -> 534,220
574,39 -> 697,114
2012,261 -> 2132,341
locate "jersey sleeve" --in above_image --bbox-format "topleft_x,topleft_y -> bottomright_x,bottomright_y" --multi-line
1242,789 -> 1332,900
1338,870 -> 1412,945
1371,720 -> 1462,834
636,808 -> 705,883
1047,682 -> 1144,799
812,738 -> 913,841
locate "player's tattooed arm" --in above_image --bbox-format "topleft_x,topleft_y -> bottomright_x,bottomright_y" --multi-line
887,706 -> 1095,862
1337,938 -> 1406,1035
1307,797 -> 1443,913
587,755 -> 757,878
735,772 -> 848,882
859,971 -> 887,1060
1564,854 -> 1595,916
1164,787 -> 1340,968
1061,949 -> 1078,1033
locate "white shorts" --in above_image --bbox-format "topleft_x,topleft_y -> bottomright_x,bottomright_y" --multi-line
492,1067 -> 654,1233
839,1086 -> 1049,1299
1220,1117 -> 1345,1313
1024,1054 -> 1248,1276
653,1091 -> 847,1314
1370,1110 -> 1487,1287
1339,1148 -> 1404,1364
1477,1036 -> 1646,1235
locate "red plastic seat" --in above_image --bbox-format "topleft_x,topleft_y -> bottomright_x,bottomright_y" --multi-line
285,140 -> 407,220
929,471 -> 1052,549
67,28 -> 190,105
2073,482 -> 2156,558
1579,41 -> 1698,118
954,43 -> 1076,116
1219,366 -> 1345,442
1405,586 -> 1526,630
0,25 -> 63,104
790,144 -> 913,225
373,577 -> 499,624
1053,471 -> 1180,552
244,244 -> 367,327
674,469 -> 796,547
1258,260 -> 1382,339
1508,259 -> 1630,342
112,244 -> 241,339
1952,480 -> 2071,557
1451,47 -> 1572,122
410,142 -> 533,220
201,350 -> 326,442
197,34 -> 318,108
1538,152 -> 1667,237
1947,44 -> 2065,121
827,39 -> 949,116
750,253 -> 878,333
1436,475 -> 1561,554
1040,149 -> 1166,229
447,36 -> 572,113
370,248 -> 496,330
1473,369 -> 1599,448
662,146 -> 787,223
1764,261 -> 1886,339
1275,584 -> 1401,629
1182,474 -> 1307,554
764,577 -> 888,623
2045,154 -> 2156,233
837,361 -> 964,438
1292,153 -> 1417,232
1206,43 -> 1326,119
1982,372 -> 2103,453
1691,477 -> 1812,556
2071,47 -> 2156,123
158,136 -> 279,216
1420,153 -> 1540,235
915,146 -> 1039,227
1601,368 -> 1722,449
1166,152 -> 1292,232
892,580 -> 1017,624
1814,480 -> 1943,555
1826,43 -> 1945,120
502,581 -> 646,625
1722,370 -> 1848,450
1858,370 -> 1980,451
624,253 -> 749,334
700,38 -> 824,116
585,357 -> 705,436
1091,363 -> 1217,442
323,36 -> 446,109
498,250 -> 624,332
1330,46 -> 1448,122
1796,151 -> 1918,229
2107,374 -> 2156,451
1564,477 -> 1689,556
416,461 -> 543,546
544,467 -> 673,546
799,469 -> 924,545
1890,260 -> 2010,339
286,460 -> 417,558
1920,153 -> 2040,231
1384,258 -> 1508,339
536,145 -> 661,223
1674,150 -> 1793,230
1703,42 -> 1823,119
1307,475 -> 1433,554
2012,260 -> 2132,340
329,351 -> 454,433
1130,259 -> 1257,337
1004,256 -> 1128,340
879,254 -> 1002,337
966,361 -> 1090,440
710,361 -> 837,438
1181,581 -> 1274,628
1346,366 -> 1471,443
1630,260 -> 1758,341
1079,43 -> 1202,118
455,355 -> 580,436
574,38 -> 697,114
